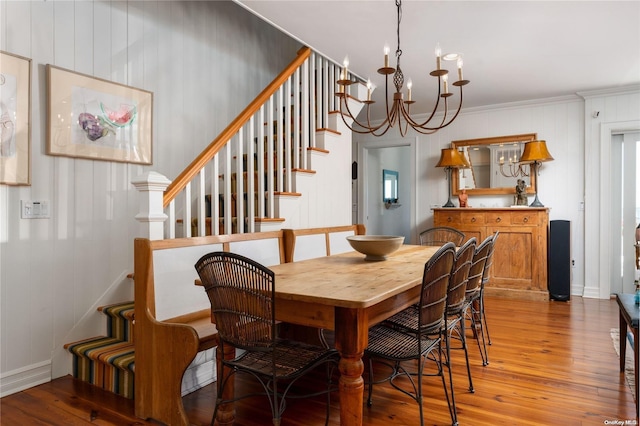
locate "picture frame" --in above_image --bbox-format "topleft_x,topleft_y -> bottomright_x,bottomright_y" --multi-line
46,64 -> 153,165
1,51 -> 32,186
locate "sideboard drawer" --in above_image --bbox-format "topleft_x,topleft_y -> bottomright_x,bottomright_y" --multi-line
510,211 -> 540,226
437,211 -> 461,225
461,213 -> 485,225
485,212 -> 506,224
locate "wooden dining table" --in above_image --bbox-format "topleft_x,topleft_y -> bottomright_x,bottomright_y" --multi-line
213,243 -> 440,426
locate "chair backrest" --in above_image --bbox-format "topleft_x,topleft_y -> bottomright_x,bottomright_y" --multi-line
417,242 -> 456,334
466,235 -> 492,298
481,231 -> 500,286
195,251 -> 275,350
448,238 -> 476,312
419,226 -> 465,247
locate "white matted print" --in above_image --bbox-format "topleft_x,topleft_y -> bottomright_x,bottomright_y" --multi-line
46,65 -> 153,165
0,51 -> 31,185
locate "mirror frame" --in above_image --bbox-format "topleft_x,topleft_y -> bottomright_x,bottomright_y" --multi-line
382,169 -> 399,202
451,133 -> 538,196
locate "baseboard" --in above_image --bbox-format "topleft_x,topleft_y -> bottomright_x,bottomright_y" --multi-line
181,348 -> 216,396
581,285 -> 601,299
0,361 -> 51,397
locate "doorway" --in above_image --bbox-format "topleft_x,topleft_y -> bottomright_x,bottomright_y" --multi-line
610,131 -> 640,294
357,138 -> 416,243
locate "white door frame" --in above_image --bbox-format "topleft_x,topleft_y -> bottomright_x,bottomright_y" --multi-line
357,137 -> 418,243
595,120 -> 640,297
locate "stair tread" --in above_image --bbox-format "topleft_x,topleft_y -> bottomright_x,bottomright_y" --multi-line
98,301 -> 134,320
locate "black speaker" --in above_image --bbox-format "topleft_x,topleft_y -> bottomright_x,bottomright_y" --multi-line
548,220 -> 571,301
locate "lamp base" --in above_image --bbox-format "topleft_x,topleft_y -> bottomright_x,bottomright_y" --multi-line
529,194 -> 544,207
442,198 -> 456,208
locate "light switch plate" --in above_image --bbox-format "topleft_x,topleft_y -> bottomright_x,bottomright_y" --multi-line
21,200 -> 50,219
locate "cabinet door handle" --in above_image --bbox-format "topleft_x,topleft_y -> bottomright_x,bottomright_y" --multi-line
471,217 -> 476,223
447,217 -> 452,222
496,217 -> 501,223
524,217 -> 529,223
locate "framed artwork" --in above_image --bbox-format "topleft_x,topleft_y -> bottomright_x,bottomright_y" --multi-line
46,64 -> 153,165
1,51 -> 31,185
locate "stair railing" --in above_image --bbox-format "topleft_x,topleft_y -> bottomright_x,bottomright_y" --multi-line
162,46 -> 360,238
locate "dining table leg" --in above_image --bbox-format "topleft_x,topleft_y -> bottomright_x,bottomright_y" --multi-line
214,338 -> 236,425
335,307 -> 368,426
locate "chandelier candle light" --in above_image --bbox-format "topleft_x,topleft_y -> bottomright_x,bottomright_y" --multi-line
336,0 -> 470,137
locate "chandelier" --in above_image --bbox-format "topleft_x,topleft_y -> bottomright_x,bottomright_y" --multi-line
335,0 -> 469,137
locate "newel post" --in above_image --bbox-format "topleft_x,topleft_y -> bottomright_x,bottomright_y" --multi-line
132,171 -> 171,240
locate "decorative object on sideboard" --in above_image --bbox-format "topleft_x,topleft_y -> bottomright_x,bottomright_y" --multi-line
458,188 -> 469,207
335,0 -> 469,137
436,147 -> 470,207
515,179 -> 528,206
518,140 -> 554,207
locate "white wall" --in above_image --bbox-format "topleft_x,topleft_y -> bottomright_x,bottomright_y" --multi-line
355,90 -> 640,300
0,0 -> 301,396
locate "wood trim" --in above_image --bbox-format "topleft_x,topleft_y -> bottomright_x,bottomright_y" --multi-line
308,147 -> 329,154
274,192 -> 302,196
145,230 -> 285,251
316,127 -> 341,135
282,224 -> 366,263
163,46 -> 312,208
292,168 -> 316,174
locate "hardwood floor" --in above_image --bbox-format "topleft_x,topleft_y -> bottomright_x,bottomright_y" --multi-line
1,296 -> 636,425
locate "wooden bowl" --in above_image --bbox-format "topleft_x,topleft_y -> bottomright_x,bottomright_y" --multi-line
346,235 -> 405,261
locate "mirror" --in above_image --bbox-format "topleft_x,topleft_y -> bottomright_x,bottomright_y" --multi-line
451,133 -> 538,196
383,169 -> 399,202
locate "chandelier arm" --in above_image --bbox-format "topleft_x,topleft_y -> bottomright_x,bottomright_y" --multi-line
414,86 -> 467,131
338,95 -> 394,135
426,87 -> 465,130
401,76 -> 443,129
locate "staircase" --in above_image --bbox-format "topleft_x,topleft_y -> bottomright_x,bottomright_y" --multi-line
65,46 -> 366,401
163,46 -> 366,238
64,301 -> 135,399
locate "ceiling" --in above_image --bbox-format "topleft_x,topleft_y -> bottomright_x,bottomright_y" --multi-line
234,0 -> 640,120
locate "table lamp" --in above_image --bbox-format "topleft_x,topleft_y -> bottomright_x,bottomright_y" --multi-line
519,140 -> 554,207
436,148 -> 470,207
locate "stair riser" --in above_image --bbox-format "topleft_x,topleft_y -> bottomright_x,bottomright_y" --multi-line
66,302 -> 136,399
101,303 -> 135,342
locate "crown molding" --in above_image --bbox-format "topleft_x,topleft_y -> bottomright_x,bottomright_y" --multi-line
576,84 -> 640,99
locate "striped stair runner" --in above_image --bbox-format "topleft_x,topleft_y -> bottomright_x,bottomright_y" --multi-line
64,301 -> 135,398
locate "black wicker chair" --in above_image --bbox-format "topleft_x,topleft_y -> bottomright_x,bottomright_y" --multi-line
464,232 -> 498,366
444,237 -> 477,396
195,251 -> 338,426
365,242 -> 457,426
419,226 -> 465,247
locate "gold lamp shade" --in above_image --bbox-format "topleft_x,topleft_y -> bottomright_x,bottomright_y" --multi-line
519,140 -> 554,164
436,148 -> 470,168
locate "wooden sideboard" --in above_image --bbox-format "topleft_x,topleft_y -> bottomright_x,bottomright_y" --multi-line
433,207 -> 549,300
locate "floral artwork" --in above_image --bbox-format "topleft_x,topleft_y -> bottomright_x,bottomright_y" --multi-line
47,65 -> 152,165
0,51 -> 31,186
